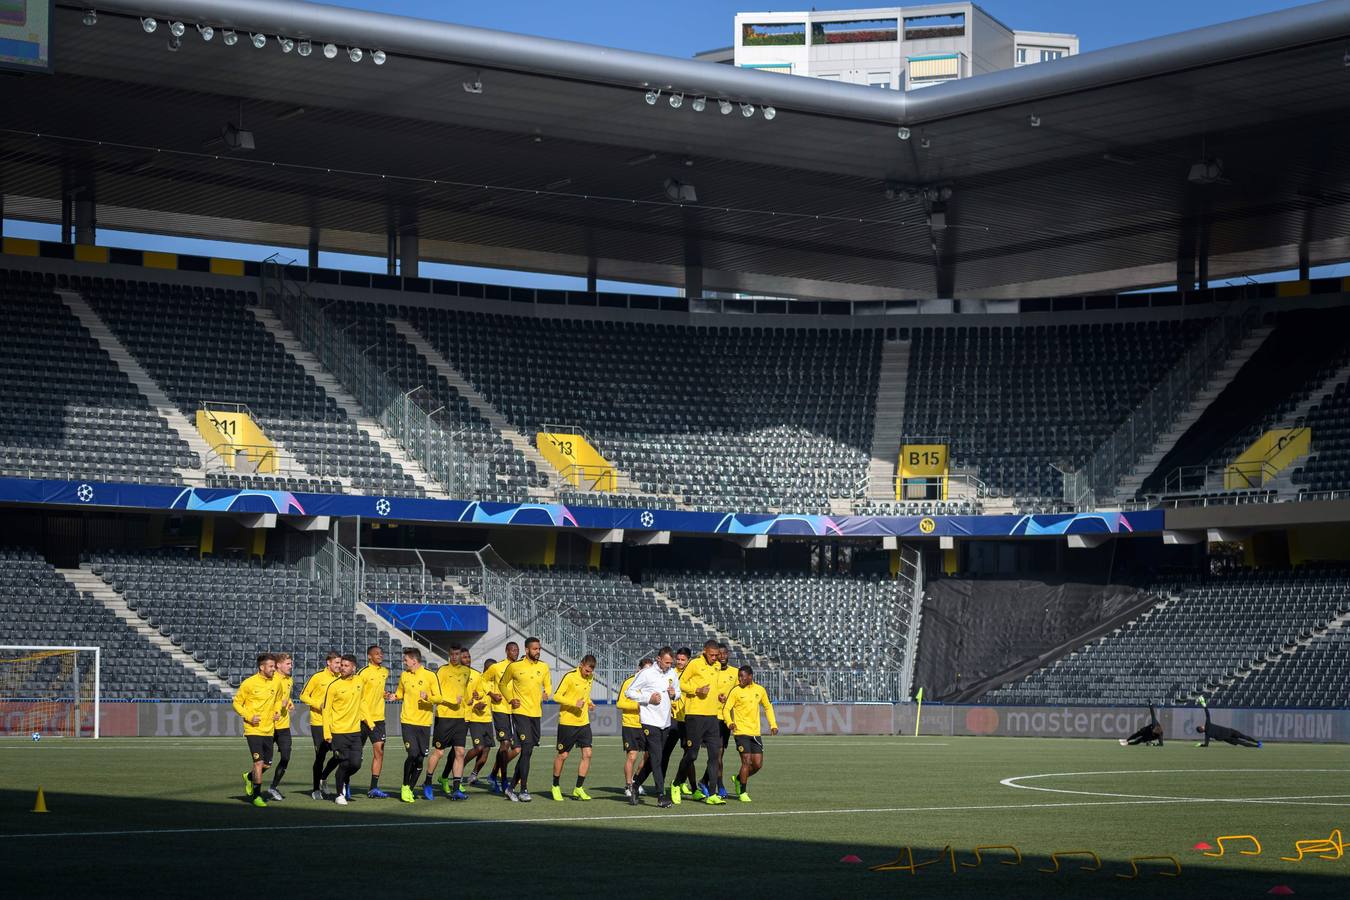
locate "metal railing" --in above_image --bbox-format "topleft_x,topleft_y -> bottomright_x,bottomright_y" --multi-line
1163,461 -> 1281,496
1063,306 -> 1260,509
261,257 -> 495,499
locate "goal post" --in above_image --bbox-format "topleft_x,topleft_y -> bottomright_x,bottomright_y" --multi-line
0,646 -> 101,739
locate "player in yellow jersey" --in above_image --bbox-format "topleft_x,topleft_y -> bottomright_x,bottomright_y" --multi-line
356,644 -> 390,798
265,652 -> 295,800
550,654 -> 597,801
703,643 -> 739,798
675,639 -> 727,805
321,654 -> 372,806
482,641 -> 519,793
299,650 -> 342,800
722,666 -> 777,803
387,647 -> 441,803
233,653 -> 281,808
425,645 -> 474,800
463,656 -> 497,788
500,636 -> 553,802
620,658 -> 653,801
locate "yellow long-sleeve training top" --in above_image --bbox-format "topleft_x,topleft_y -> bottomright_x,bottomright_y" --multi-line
680,654 -> 722,717
394,667 -> 441,727
481,659 -> 512,715
274,673 -> 294,731
500,658 -> 553,718
322,675 -> 371,740
233,672 -> 281,737
617,674 -> 641,729
299,668 -> 338,727
435,663 -> 475,719
554,668 -> 595,727
356,662 -> 389,724
464,669 -> 494,724
722,683 -> 777,737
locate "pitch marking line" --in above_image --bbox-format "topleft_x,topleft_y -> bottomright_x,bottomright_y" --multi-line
8,791 -> 1350,841
1000,769 -> 1350,806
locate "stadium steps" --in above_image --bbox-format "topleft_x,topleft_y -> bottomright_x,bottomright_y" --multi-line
390,318 -> 557,500
56,565 -> 232,697
1115,325 -> 1274,499
248,306 -> 438,497
1195,609 -> 1350,696
866,340 -> 910,501
643,584 -> 776,670
355,600 -> 450,667
57,290 -> 211,486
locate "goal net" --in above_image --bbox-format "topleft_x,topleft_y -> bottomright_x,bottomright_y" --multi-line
0,646 -> 100,738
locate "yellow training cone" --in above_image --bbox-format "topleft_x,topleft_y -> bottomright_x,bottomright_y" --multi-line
31,786 -> 48,813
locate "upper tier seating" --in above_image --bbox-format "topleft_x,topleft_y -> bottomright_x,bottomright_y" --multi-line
904,320 -> 1208,500
0,270 -> 195,484
88,549 -> 396,688
407,309 -> 881,513
79,277 -> 418,497
0,548 -> 217,699
983,568 -> 1348,706
1292,381 -> 1350,495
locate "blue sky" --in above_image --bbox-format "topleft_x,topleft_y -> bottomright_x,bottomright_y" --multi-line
5,0 -> 1335,290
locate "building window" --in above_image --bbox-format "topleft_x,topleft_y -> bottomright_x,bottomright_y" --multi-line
902,12 -> 966,41
1040,48 -> 1065,62
811,18 -> 898,44
869,72 -> 892,90
741,22 -> 806,47
908,53 -> 961,84
1016,47 -> 1027,64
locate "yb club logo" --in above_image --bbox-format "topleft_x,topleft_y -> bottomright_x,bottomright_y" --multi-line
918,517 -> 937,534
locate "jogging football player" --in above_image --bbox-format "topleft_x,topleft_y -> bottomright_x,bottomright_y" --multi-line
722,666 -> 777,803
299,650 -> 342,799
551,654 -> 597,801
427,645 -> 474,801
267,652 -> 295,800
624,647 -> 681,809
675,639 -> 727,805
620,658 -> 653,800
482,641 -> 520,793
233,653 -> 281,808
703,643 -> 738,798
321,655 -> 372,806
462,656 -> 497,787
1119,703 -> 1165,747
356,644 -> 390,798
634,647 -> 688,795
1195,696 -> 1261,748
500,636 -> 553,802
388,647 -> 441,803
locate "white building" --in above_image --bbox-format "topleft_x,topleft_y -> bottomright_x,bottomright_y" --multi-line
730,4 -> 1078,91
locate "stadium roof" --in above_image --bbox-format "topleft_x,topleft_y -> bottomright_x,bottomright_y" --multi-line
5,0 -> 1350,300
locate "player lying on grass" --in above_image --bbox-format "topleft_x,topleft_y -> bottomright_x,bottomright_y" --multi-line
1119,703 -> 1164,746
722,665 -> 777,803
1195,696 -> 1261,748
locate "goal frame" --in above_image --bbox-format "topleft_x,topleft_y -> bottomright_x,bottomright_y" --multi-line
0,645 -> 101,739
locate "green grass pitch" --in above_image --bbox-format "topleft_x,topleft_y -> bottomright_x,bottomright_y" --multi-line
1,735 -> 1346,896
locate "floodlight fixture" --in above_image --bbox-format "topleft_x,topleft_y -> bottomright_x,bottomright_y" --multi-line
897,126 -> 911,140
762,106 -> 776,120
644,90 -> 659,105
323,42 -> 337,58
141,17 -> 157,33
920,136 -> 931,149
250,32 -> 266,49
463,77 -> 483,94
197,24 -> 213,41
279,36 -> 295,53
669,92 -> 684,109
297,40 -> 312,56
82,9 -> 97,26
719,99 -> 732,115
348,47 -> 363,62
740,102 -> 755,118
691,96 -> 706,112
664,178 -> 698,203
222,29 -> 237,46
167,36 -> 181,51
372,49 -> 386,65
1028,114 -> 1041,127
169,21 -> 185,38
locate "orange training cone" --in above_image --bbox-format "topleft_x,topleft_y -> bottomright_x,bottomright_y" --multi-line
31,786 -> 48,813
1192,842 -> 1213,850
840,854 -> 863,864
1267,887 -> 1294,896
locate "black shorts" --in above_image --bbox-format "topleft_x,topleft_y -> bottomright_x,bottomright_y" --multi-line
246,734 -> 274,766
331,731 -> 363,766
361,720 -> 387,744
719,721 -> 731,747
513,714 -> 542,748
734,735 -> 764,755
556,723 -> 593,753
492,712 -> 516,747
402,723 -> 431,760
309,723 -> 331,751
683,715 -> 722,754
272,727 -> 292,759
622,726 -> 646,753
467,721 -> 495,749
433,717 -> 468,750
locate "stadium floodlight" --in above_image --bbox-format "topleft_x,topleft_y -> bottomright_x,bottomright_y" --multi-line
644,89 -> 659,105
250,32 -> 266,49
1028,114 -> 1041,127
167,36 -> 181,52
740,102 -> 755,118
372,49 -> 386,65
718,99 -> 732,115
279,36 -> 295,53
169,21 -> 185,38
141,17 -> 157,33
297,40 -> 312,56
897,126 -> 911,140
197,24 -> 214,41
348,47 -> 363,62
763,106 -> 776,120
323,42 -> 337,58
920,136 -> 931,149
669,92 -> 684,109
691,96 -> 706,112
222,29 -> 237,46
663,178 -> 698,203
82,9 -> 97,26
463,77 -> 483,94
222,122 -> 256,152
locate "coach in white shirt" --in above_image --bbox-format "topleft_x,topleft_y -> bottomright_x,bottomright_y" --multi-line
625,646 -> 682,808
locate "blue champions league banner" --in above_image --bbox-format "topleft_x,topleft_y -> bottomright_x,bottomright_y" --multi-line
368,603 -> 489,633
0,477 -> 1163,538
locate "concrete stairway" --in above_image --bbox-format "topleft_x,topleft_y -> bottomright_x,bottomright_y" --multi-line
57,565 -> 233,697
249,306 -> 439,497
644,584 -> 775,670
58,290 -> 212,486
1115,325 -> 1274,500
390,318 -> 555,499
867,340 -> 910,501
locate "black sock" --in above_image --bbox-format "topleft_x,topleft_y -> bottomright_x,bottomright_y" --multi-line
370,773 -> 379,792
552,775 -> 560,787
452,777 -> 461,790
742,774 -> 750,791
576,775 -> 586,788
403,757 -> 419,787
441,758 -> 454,780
